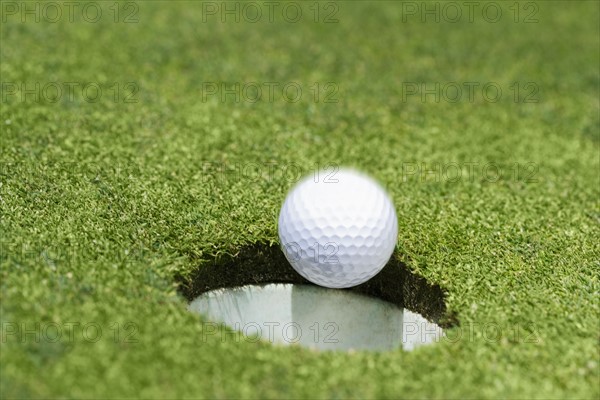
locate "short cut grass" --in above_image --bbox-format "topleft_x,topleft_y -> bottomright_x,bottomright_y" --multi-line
1,1 -> 599,398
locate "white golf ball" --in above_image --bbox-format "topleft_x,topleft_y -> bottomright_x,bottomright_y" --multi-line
278,168 -> 398,288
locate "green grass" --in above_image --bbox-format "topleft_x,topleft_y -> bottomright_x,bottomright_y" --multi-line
1,1 -> 599,398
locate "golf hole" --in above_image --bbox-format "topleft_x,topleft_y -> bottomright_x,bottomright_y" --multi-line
178,244 -> 455,351
188,283 -> 443,352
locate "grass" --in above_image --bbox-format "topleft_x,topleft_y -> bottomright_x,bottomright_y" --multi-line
1,1 -> 599,398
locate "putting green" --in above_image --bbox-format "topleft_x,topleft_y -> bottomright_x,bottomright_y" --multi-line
1,1 -> 598,398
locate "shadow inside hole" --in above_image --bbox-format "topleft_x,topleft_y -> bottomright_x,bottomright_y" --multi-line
177,244 -> 456,328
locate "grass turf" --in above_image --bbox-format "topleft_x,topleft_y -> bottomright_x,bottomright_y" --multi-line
1,1 -> 599,398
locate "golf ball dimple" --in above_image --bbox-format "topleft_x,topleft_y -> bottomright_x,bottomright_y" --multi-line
278,169 -> 398,288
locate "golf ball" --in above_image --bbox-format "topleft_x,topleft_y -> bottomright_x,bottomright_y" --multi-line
278,168 -> 398,288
